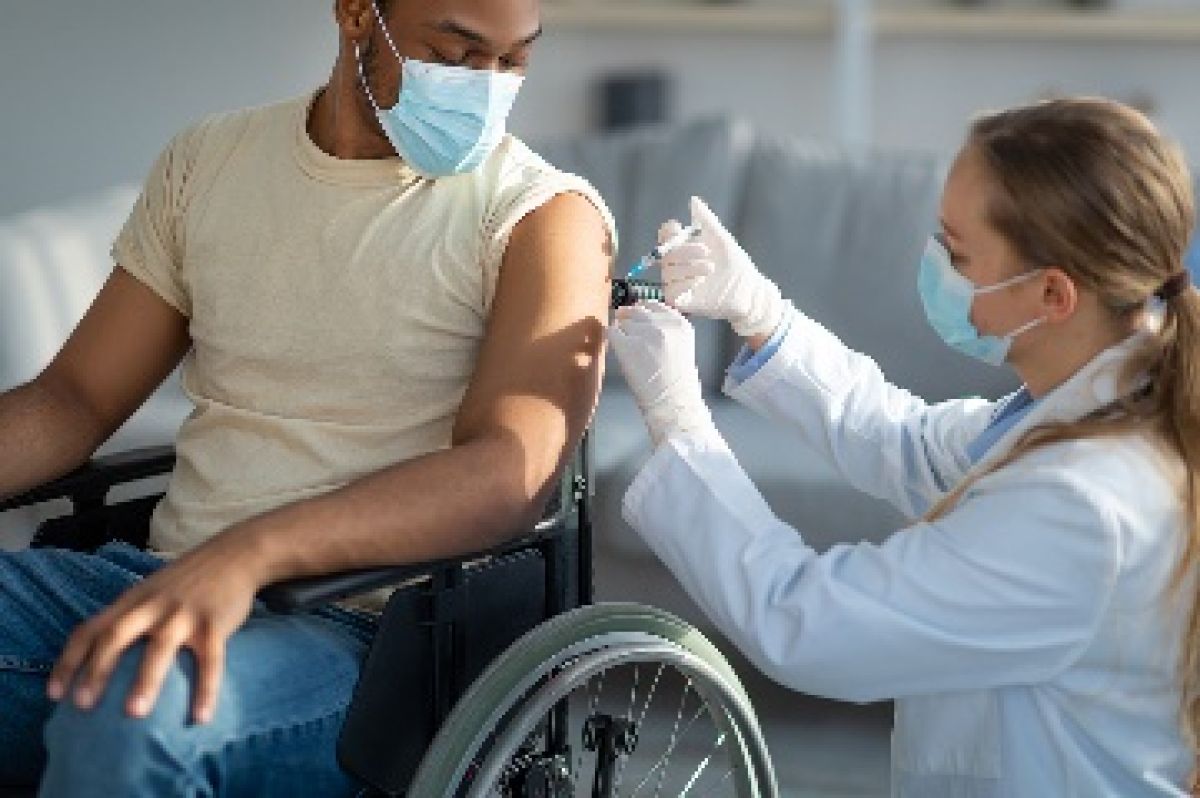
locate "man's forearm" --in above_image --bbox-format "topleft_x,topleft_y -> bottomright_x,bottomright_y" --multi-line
0,378 -> 108,500
223,431 -> 563,587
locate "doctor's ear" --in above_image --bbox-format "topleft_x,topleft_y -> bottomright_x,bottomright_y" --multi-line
1039,267 -> 1079,323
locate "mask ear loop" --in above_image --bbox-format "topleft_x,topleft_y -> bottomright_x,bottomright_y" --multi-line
972,268 -> 1044,296
353,42 -> 384,114
357,1 -> 408,114
1002,315 -> 1045,340
973,268 -> 1048,340
369,0 -> 407,65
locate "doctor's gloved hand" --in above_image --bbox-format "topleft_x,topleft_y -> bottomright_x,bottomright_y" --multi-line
609,302 -> 715,447
660,196 -> 788,340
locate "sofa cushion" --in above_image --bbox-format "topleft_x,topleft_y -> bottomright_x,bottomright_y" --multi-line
0,187 -> 189,549
733,136 -> 1018,404
0,184 -> 189,433
536,116 -> 754,389
0,186 -> 140,388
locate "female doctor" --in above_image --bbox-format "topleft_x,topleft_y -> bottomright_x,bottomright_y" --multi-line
608,97 -> 1200,796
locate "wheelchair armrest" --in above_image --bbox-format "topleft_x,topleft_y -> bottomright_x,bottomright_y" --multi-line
0,446 -> 176,512
256,533 -> 556,614
257,561 -> 446,613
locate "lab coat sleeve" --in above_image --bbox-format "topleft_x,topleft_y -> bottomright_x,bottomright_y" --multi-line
723,306 -> 997,520
623,430 -> 1122,703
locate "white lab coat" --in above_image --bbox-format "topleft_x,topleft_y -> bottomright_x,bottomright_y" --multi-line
621,308 -> 1191,797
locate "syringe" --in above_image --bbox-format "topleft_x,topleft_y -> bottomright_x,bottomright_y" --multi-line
625,224 -> 701,279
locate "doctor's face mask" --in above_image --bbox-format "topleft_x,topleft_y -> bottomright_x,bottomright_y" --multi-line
355,0 -> 525,178
918,234 -> 1046,366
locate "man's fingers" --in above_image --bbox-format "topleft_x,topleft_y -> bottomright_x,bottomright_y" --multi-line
67,606 -> 157,710
127,618 -> 192,718
190,631 -> 226,725
46,587 -> 142,700
46,617 -> 102,701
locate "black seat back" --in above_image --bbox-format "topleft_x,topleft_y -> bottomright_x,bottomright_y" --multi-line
337,547 -> 553,793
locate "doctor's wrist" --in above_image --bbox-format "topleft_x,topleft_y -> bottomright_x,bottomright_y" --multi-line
729,277 -> 787,340
643,400 -> 715,448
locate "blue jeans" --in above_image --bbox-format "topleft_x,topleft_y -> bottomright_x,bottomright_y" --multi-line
0,542 -> 378,796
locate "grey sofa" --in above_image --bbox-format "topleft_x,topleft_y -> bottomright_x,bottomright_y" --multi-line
538,117 -> 1023,629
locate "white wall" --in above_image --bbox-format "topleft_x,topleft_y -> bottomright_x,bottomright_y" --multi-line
0,1 -> 336,218
508,27 -> 837,144
872,36 -> 1200,163
1,7 -> 840,218
3,3 -> 1198,218
514,22 -> 1200,163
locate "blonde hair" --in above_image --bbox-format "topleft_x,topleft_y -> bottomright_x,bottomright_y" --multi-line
924,97 -> 1200,747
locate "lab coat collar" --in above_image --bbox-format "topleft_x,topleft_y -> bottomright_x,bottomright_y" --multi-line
967,331 -> 1153,477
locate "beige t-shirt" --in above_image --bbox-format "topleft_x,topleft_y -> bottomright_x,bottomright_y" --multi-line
113,94 -> 615,591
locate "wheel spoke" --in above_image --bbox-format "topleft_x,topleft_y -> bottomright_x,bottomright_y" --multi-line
654,679 -> 695,798
627,680 -> 711,797
626,664 -> 640,721
696,767 -> 735,797
572,668 -> 609,791
678,731 -> 726,797
619,657 -> 667,792
636,663 -> 667,728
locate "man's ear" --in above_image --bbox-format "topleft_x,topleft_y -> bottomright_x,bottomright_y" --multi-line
1041,266 -> 1079,323
334,0 -> 375,41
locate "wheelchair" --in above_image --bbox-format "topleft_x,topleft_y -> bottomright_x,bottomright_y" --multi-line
0,425 -> 776,797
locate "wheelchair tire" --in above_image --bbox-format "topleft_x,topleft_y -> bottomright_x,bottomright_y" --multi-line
406,602 -> 777,798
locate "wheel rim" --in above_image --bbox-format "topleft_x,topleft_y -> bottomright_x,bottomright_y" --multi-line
407,603 -> 777,798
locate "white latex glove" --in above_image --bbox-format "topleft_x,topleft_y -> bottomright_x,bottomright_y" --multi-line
608,302 -> 715,447
660,196 -> 788,339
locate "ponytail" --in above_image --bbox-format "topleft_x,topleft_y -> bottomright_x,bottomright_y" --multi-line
1161,286 -> 1200,748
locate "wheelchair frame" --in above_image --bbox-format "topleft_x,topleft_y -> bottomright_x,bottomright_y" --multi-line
0,278 -> 670,796
0,433 -> 594,796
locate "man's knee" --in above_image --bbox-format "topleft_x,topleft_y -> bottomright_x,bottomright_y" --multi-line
41,642 -> 212,795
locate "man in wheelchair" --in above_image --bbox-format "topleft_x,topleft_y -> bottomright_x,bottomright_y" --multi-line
0,0 -> 615,793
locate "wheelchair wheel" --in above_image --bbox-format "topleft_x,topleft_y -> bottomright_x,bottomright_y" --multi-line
407,602 -> 777,798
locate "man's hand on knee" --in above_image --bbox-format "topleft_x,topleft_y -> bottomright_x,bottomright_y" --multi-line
46,534 -> 265,725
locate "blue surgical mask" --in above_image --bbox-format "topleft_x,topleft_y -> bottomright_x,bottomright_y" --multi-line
917,235 -> 1045,366
355,1 -> 524,178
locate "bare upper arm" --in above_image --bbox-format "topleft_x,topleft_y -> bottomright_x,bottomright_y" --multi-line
452,191 -> 613,496
39,267 -> 191,438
